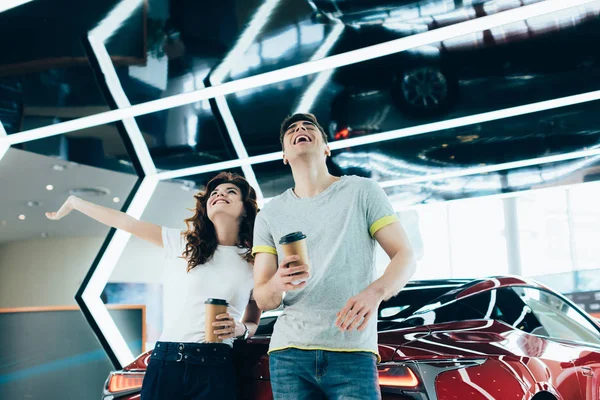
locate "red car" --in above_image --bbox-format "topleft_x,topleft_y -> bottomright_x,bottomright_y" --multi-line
102,277 -> 600,399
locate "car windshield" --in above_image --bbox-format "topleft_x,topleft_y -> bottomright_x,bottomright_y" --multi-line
376,286 -> 460,331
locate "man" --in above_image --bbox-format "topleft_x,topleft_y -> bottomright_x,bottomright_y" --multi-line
253,113 -> 415,399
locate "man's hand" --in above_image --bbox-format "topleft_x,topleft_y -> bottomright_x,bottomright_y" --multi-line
335,287 -> 384,332
269,255 -> 310,292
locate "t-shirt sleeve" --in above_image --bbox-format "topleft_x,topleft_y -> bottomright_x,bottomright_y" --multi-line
251,212 -> 278,256
364,179 -> 398,237
161,227 -> 186,259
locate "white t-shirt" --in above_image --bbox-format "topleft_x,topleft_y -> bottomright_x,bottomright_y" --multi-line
158,228 -> 254,346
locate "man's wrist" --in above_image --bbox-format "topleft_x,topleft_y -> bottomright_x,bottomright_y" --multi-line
368,281 -> 388,302
267,277 -> 284,298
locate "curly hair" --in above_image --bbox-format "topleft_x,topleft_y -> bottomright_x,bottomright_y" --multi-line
182,172 -> 258,272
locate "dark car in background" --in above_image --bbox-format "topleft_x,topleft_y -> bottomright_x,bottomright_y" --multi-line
313,0 -> 600,128
103,277 -> 600,399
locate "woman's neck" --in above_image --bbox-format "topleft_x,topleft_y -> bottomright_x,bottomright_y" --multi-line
212,216 -> 240,246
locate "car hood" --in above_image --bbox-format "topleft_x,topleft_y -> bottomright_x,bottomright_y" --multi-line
378,319 -> 531,362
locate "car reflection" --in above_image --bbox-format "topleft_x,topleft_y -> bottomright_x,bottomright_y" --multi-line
325,0 -> 600,126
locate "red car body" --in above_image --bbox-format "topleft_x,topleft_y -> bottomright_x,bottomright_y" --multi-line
103,277 -> 600,399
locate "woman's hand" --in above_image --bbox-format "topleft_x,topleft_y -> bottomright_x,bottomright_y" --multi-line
212,313 -> 244,340
46,196 -> 77,220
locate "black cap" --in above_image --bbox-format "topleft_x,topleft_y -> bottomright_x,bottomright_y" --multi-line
205,298 -> 228,306
279,231 -> 307,245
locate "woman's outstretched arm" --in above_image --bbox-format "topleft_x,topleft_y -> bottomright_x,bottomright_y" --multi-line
46,195 -> 163,247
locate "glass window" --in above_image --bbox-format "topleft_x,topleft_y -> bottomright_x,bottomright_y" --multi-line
512,287 -> 600,345
410,204 -> 452,281
375,205 -> 451,280
491,288 -> 544,335
403,291 -> 495,327
447,197 -> 508,278
568,182 -> 600,271
401,288 -> 545,335
517,189 -> 573,277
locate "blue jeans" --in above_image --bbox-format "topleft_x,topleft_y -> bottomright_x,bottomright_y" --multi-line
269,348 -> 381,400
141,341 -> 236,400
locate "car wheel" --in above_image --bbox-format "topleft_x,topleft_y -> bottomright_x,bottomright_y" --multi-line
391,66 -> 458,118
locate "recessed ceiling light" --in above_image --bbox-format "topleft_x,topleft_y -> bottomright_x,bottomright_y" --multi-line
52,164 -> 66,171
442,144 -> 448,148
26,201 -> 42,207
69,187 -> 110,197
46,185 -> 54,191
18,214 -> 26,220
40,232 -> 49,238
450,155 -> 455,160
112,197 -> 120,203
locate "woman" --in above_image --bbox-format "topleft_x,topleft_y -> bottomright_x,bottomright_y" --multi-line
46,172 -> 261,400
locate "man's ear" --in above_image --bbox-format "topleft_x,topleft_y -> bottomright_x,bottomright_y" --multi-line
325,145 -> 331,157
283,154 -> 288,165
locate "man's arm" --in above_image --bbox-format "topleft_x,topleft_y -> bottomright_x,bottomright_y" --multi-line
253,253 -> 309,311
253,253 -> 283,311
335,221 -> 415,331
369,221 -> 416,300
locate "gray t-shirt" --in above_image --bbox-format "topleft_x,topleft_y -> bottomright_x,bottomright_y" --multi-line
252,175 -> 397,359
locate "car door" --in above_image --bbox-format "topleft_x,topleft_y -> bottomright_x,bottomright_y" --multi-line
513,287 -> 600,400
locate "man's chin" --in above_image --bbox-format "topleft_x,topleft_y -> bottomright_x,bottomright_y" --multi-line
287,149 -> 321,161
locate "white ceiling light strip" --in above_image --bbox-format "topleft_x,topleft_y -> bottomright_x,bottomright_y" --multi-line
89,0 -> 142,42
0,0 -> 33,13
76,1 -> 159,368
156,147 -> 282,180
87,36 -> 157,176
211,0 -> 281,82
212,94 -> 264,202
379,146 -> 600,188
155,87 -> 600,179
327,89 -> 600,151
8,0 -> 595,144
81,294 -> 135,367
0,141 -> 8,163
206,0 -> 282,203
0,121 -> 9,163
293,22 -> 345,114
81,176 -> 158,366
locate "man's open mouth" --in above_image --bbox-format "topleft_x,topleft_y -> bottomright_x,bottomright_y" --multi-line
293,134 -> 312,145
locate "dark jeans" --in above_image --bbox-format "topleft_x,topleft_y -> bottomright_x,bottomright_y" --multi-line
141,341 -> 236,400
269,348 -> 381,400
